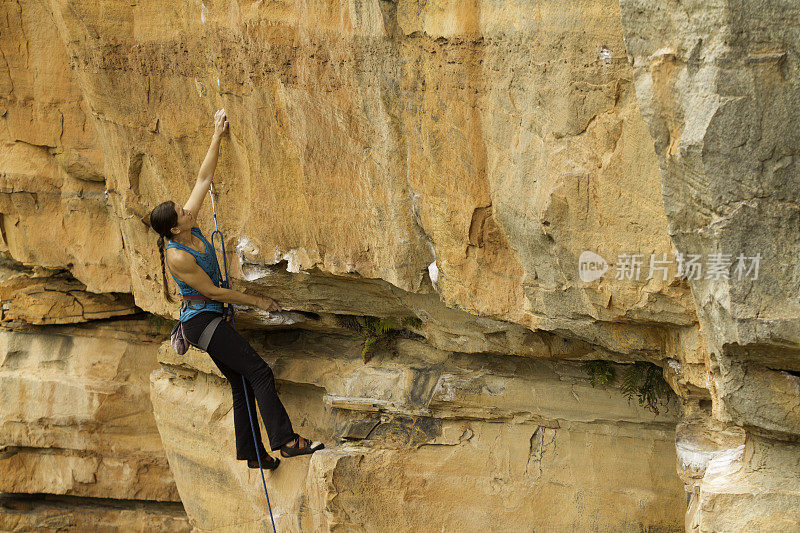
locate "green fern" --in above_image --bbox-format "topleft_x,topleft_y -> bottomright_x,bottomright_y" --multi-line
361,336 -> 381,362
581,359 -> 670,416
375,317 -> 397,335
580,360 -> 616,387
620,362 -> 670,415
402,316 -> 423,329
346,315 -> 422,363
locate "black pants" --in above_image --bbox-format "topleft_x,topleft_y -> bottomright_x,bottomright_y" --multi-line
181,311 -> 296,458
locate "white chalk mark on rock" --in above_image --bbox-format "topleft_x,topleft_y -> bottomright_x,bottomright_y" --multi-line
253,309 -> 306,326
676,440 -> 745,486
702,445 -> 746,490
241,264 -> 273,282
271,247 -> 309,274
428,261 -> 439,285
236,237 -> 259,261
598,46 -> 612,64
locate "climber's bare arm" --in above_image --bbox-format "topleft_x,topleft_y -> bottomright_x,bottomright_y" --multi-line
166,249 -> 281,311
183,109 -> 228,217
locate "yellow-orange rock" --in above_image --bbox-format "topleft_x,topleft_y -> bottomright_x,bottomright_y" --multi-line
0,320 -> 178,502
0,0 -> 798,530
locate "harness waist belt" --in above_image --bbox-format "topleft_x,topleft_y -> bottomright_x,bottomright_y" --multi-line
183,294 -> 214,301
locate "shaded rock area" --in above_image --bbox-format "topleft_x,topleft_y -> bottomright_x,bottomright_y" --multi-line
0,493 -> 191,532
0,0 -> 797,531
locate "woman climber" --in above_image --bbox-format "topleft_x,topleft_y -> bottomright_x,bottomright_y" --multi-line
147,108 -> 324,471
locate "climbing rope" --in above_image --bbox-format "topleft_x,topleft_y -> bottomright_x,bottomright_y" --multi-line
208,182 -> 278,533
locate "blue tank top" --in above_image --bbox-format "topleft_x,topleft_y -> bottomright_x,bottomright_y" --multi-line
166,226 -> 225,322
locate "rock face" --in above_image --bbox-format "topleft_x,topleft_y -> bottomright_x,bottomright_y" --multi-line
0,315 -> 192,529
619,0 -> 800,529
152,332 -> 683,532
0,0 -> 796,531
0,493 -> 191,532
0,321 -> 175,500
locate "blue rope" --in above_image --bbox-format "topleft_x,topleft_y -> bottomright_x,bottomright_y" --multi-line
209,183 -> 278,533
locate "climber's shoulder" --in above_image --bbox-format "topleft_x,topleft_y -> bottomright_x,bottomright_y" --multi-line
165,247 -> 197,274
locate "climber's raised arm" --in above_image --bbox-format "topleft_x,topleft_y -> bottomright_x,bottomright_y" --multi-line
183,108 -> 228,217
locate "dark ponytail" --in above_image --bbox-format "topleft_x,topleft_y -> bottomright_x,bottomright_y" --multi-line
156,235 -> 175,303
149,201 -> 179,303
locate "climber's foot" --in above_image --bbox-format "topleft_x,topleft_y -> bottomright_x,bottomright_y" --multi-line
279,434 -> 325,458
247,455 -> 280,470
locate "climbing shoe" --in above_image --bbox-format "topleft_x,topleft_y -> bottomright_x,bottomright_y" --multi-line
279,434 -> 325,458
247,456 -> 280,470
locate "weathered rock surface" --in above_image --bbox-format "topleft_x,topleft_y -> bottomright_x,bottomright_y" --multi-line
620,0 -> 800,527
2,0 -> 697,356
619,0 -> 800,361
0,319 -> 178,501
0,272 -> 136,325
0,493 -> 191,532
0,0 -> 797,530
676,406 -> 800,532
152,333 -> 684,532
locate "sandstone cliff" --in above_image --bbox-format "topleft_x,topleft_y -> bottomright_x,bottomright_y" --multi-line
0,0 -> 797,531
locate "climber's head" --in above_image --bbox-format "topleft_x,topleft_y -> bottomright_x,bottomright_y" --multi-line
149,200 -> 177,241
149,200 -> 195,240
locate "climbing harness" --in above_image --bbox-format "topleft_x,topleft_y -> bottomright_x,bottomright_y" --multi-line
208,182 -> 278,533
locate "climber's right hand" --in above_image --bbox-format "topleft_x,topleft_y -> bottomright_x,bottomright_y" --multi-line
213,108 -> 228,137
257,296 -> 282,313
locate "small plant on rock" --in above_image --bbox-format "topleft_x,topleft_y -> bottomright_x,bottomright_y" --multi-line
580,360 -> 616,386
344,315 -> 423,363
581,359 -> 671,415
619,361 -> 671,415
